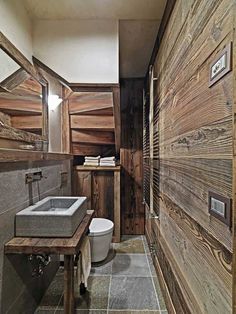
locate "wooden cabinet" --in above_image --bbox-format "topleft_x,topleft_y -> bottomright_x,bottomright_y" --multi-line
73,166 -> 121,242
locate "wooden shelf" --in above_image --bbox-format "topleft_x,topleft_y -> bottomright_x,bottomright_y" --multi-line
4,210 -> 94,255
0,148 -> 73,163
75,165 -> 121,171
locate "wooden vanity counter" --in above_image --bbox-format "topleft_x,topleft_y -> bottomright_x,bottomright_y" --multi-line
4,210 -> 94,314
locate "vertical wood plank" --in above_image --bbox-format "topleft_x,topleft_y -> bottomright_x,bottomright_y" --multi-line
92,171 -> 114,220
113,170 -> 121,242
73,170 -> 92,210
120,78 -> 144,234
62,87 -> 71,153
64,255 -> 75,314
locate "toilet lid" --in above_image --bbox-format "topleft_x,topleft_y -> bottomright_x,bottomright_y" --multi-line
89,218 -> 114,236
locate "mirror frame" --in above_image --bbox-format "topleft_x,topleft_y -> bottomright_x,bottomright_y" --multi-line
0,31 -> 48,150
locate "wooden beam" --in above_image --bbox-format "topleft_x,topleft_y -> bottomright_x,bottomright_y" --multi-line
70,115 -> 114,131
0,68 -> 30,91
0,32 -> 40,82
33,57 -> 70,87
71,130 -> 115,145
112,86 -> 121,153
69,83 -> 119,93
62,87 -> 71,153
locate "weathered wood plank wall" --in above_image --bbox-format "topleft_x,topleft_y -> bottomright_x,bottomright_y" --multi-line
145,0 -> 234,312
120,78 -> 144,234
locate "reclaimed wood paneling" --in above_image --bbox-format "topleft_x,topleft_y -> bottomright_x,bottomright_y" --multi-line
71,130 -> 115,145
144,0 -> 234,312
73,167 -> 121,242
121,78 -> 144,234
72,170 -> 92,209
92,171 -> 114,221
70,115 -> 114,131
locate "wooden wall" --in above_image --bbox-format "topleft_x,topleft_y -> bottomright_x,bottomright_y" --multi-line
120,78 -> 144,234
145,0 -> 234,312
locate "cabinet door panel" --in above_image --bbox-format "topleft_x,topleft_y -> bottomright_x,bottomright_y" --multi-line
73,170 -> 92,210
92,171 -> 114,220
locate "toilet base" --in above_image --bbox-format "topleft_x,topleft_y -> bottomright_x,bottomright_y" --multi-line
89,232 -> 113,263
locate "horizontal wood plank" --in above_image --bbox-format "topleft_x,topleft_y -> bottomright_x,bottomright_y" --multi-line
70,115 -> 114,131
71,130 -> 115,145
11,115 -> 42,130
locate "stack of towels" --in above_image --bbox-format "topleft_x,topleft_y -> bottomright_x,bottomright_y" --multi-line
100,156 -> 116,167
83,156 -> 100,166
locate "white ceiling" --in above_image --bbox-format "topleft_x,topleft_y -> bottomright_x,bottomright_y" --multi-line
23,0 -> 166,20
23,0 -> 167,78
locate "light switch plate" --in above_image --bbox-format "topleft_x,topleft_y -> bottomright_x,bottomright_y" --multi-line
208,191 -> 231,227
209,42 -> 232,87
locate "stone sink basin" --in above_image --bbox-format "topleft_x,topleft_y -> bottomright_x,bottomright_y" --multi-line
15,196 -> 87,238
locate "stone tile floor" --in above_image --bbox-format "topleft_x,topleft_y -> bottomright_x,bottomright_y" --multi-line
35,236 -> 168,314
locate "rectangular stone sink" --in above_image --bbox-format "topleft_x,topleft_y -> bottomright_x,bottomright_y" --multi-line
15,196 -> 87,238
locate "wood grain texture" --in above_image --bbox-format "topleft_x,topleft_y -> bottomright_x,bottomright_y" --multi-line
11,115 -> 42,131
73,170 -> 92,209
144,0 -> 234,312
0,32 -> 39,82
0,149 -> 72,163
70,115 -> 114,131
69,92 -> 113,114
121,79 -> 144,234
72,143 -> 115,157
4,211 -> 94,255
71,130 -> 115,145
92,171 -> 114,220
113,86 -> 121,153
73,169 -> 121,242
62,87 -> 71,153
64,255 -> 75,314
232,3 -> 236,313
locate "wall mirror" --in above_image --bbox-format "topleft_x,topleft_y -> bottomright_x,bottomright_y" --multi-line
0,32 -> 48,151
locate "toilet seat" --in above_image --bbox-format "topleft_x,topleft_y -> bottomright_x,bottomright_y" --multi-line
89,218 -> 114,237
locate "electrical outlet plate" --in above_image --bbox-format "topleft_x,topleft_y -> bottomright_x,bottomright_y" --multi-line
25,171 -> 42,184
208,191 -> 231,227
209,42 -> 232,87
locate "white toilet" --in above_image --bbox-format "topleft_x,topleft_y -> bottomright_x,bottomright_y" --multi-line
89,218 -> 114,263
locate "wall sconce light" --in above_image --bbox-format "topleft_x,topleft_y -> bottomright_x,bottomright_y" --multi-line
48,94 -> 62,110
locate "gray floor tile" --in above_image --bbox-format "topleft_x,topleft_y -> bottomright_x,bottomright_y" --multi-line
35,309 -> 56,314
142,236 -> 151,254
112,254 -> 150,277
76,310 -> 107,314
146,254 -> 157,277
75,276 -> 110,310
38,273 -> 63,307
113,237 -> 145,254
90,260 -> 113,276
153,277 -> 166,311
109,311 -> 161,314
109,277 -> 159,310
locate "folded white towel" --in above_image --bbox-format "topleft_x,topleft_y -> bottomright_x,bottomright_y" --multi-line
85,156 -> 100,161
76,236 -> 91,288
100,156 -> 115,161
100,162 -> 116,167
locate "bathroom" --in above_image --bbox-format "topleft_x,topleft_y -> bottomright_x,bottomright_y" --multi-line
0,0 -> 235,313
